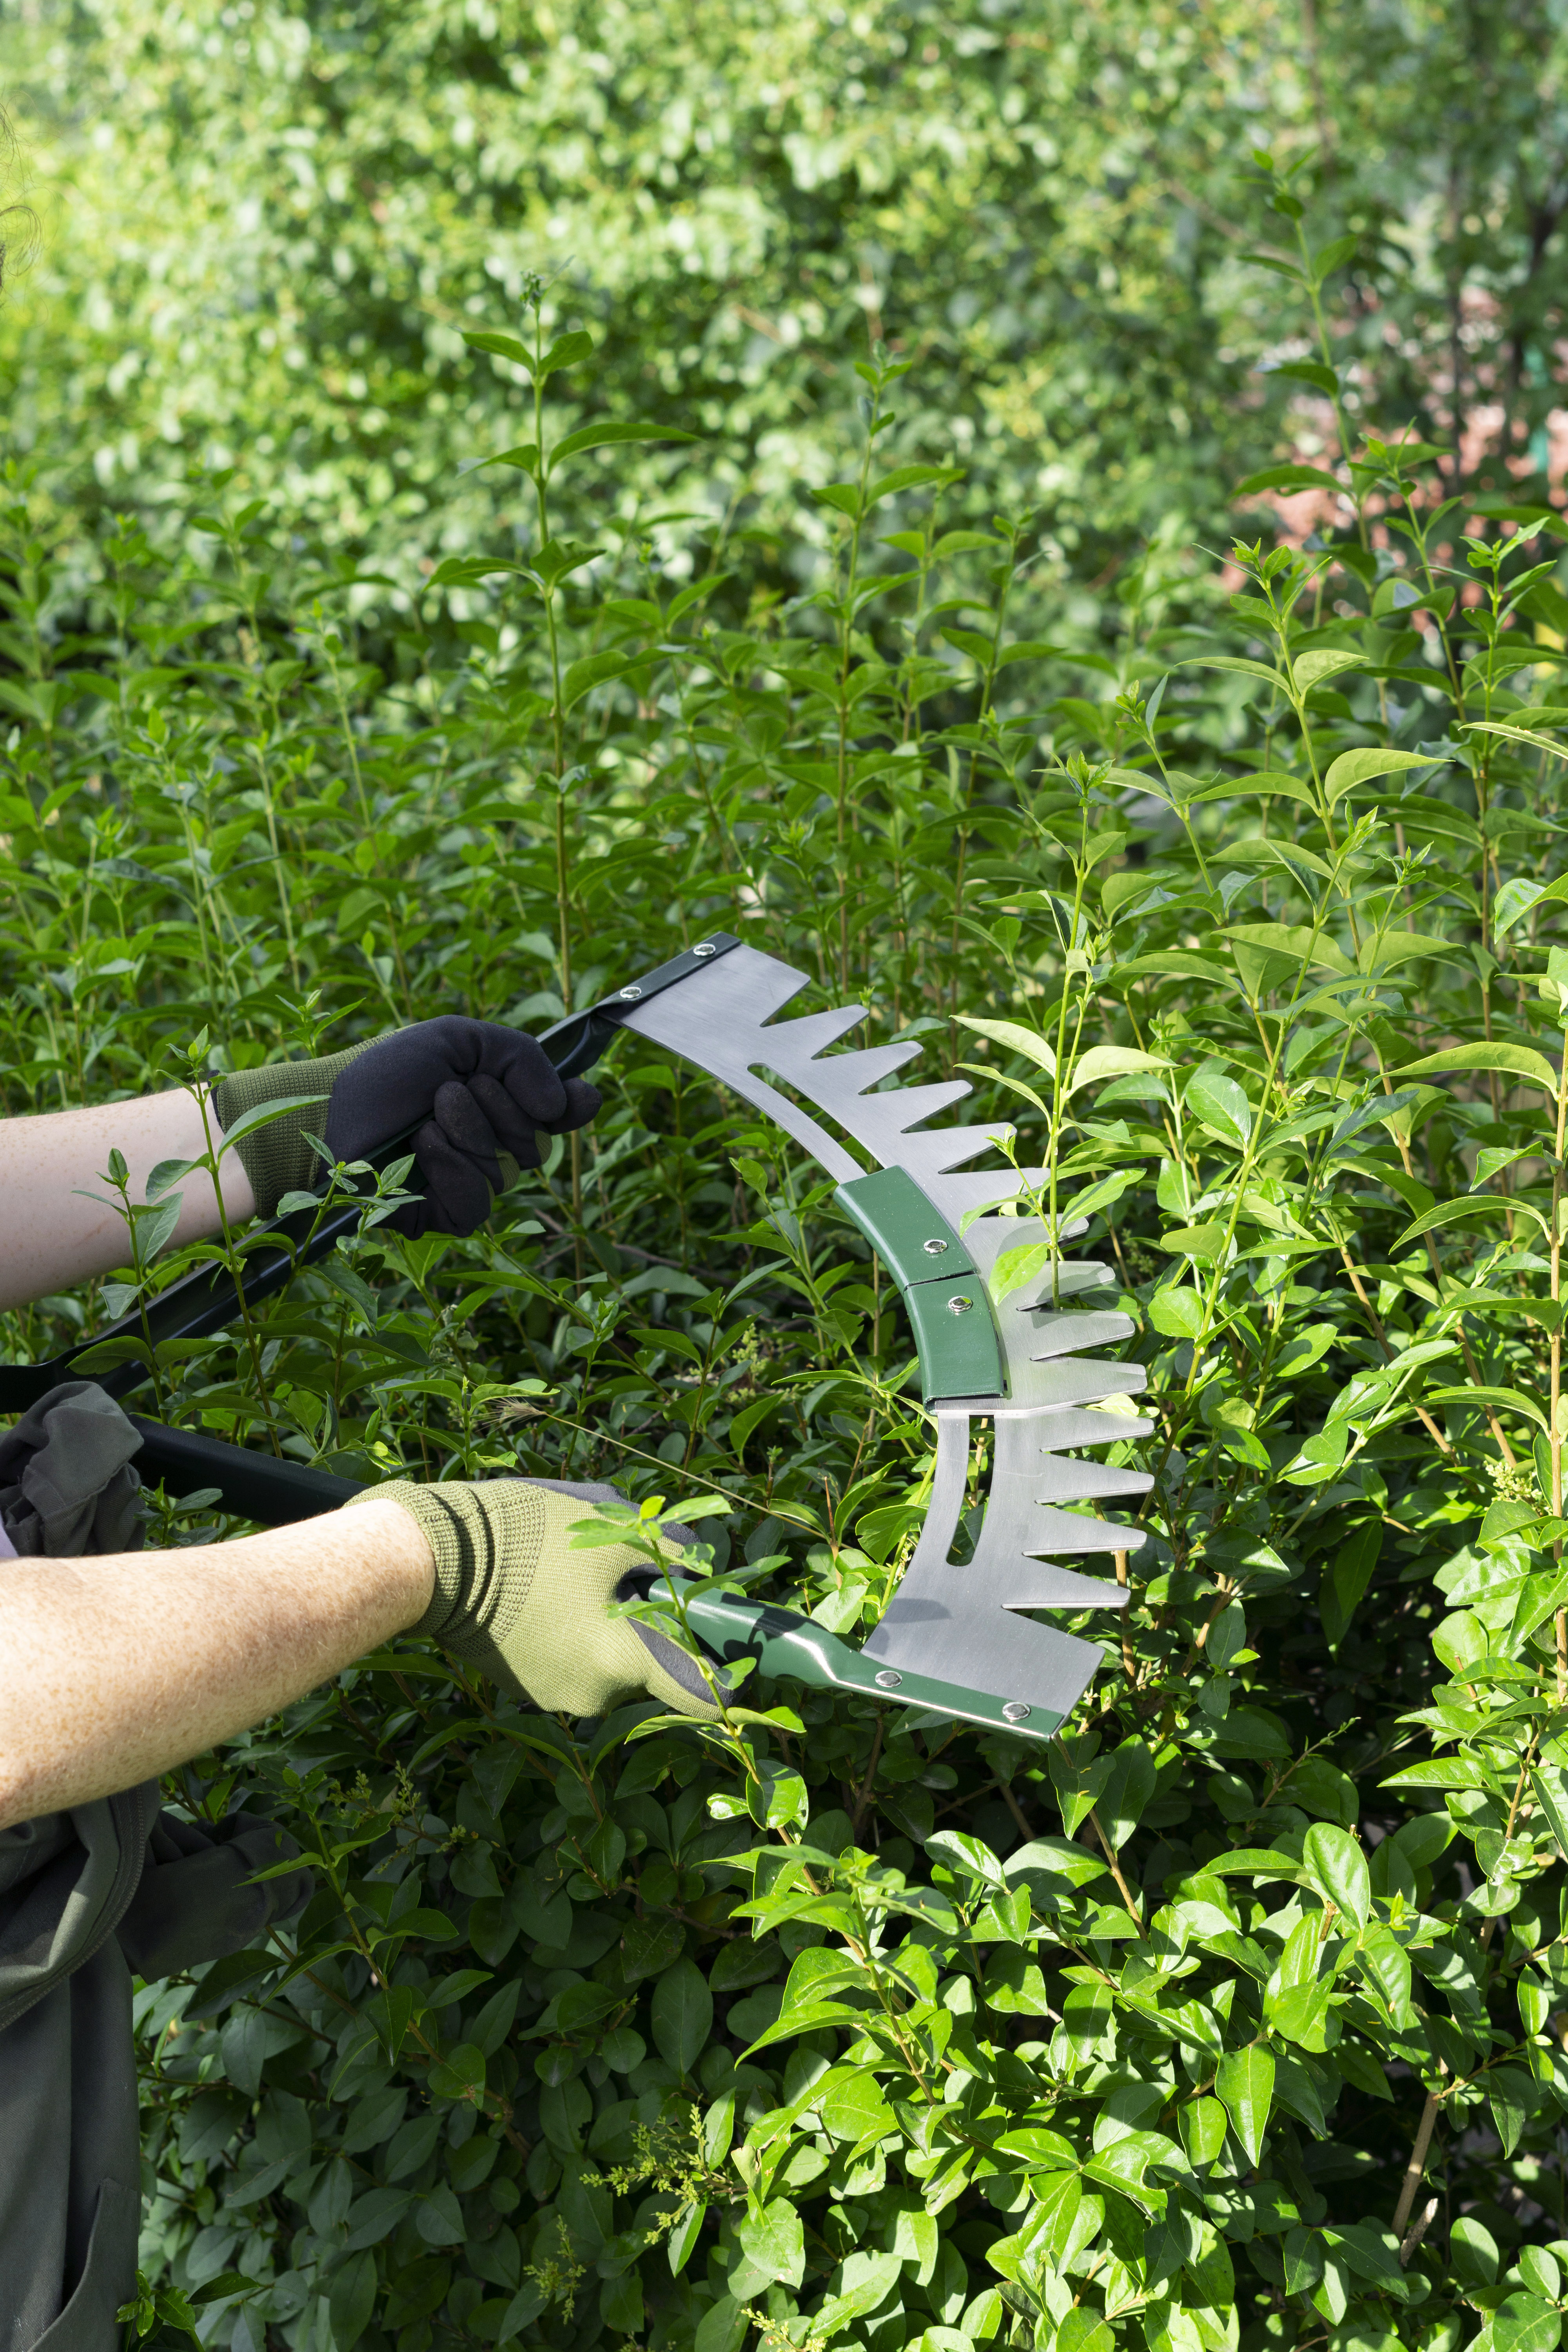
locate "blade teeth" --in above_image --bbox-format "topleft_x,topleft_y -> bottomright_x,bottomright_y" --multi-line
893,1122 -> 1020,1177
1002,1405 -> 1155,1447
854,1082 -> 979,1148
1015,1309 -> 1137,1358
1006,1503 -> 1141,1556
988,1557 -> 1132,1610
923,1170 -> 1039,1223
991,1461 -> 1152,1506
1000,1354 -> 1147,1411
993,1412 -> 1149,1474
772,1040 -> 926,1104
757,1004 -> 871,1064
818,1041 -> 926,1093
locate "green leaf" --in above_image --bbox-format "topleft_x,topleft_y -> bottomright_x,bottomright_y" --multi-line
1055,2308 -> 1114,2352
1488,2065 -> 1539,2159
954,1013 -> 1056,1073
1224,920 -> 1355,976
1149,1285 -> 1206,1338
693,2298 -> 748,2352
1381,1757 -> 1495,1792
989,1240 -> 1056,1303
1321,1519 -> 1381,1650
1357,1924 -> 1414,2026
426,2040 -> 485,2100
1393,1193 -> 1541,1248
1156,1220 -> 1229,1264
1323,746 -> 1440,800
1216,2044 -> 1275,2166
550,419 -> 698,468
1185,1068 -> 1252,1146
927,1829 -> 1006,1885
1015,2167 -> 1083,2266
1426,1384 -> 1550,1434
1531,1764 -> 1568,1853
328,2252 -> 379,2350
1496,2294 -> 1563,2352
537,328 -> 595,376
1234,462 -> 1343,494
561,649 -> 634,710
1396,1041 -> 1559,1092
1295,649 -> 1368,689
813,2253 -> 903,2338
1465,718 -> 1568,764
1191,767 -> 1320,810
1096,1739 -> 1157,1849
1181,653 -> 1286,687
866,464 -> 960,505
1065,1044 -> 1171,1095
462,330 -> 534,366
1180,2096 -> 1229,2169
737,2198 -> 805,2287
1301,1821 -> 1370,1926
650,1958 -> 713,2077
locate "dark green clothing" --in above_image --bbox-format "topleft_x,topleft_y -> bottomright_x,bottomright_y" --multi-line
0,1386 -> 312,2352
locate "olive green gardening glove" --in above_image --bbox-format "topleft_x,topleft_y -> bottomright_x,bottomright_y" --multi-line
344,1477 -> 720,1720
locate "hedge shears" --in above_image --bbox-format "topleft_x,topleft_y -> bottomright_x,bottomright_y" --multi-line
0,936 -> 1149,1742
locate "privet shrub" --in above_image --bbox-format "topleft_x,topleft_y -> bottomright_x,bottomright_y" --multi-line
8,223 -> 1568,2352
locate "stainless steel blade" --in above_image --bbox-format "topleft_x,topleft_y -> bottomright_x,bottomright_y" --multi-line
617,943 -> 1040,1220
863,1409 -> 1128,1719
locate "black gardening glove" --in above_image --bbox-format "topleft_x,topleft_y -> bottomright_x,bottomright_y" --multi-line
213,1017 -> 600,1236
327,1018 -> 601,1237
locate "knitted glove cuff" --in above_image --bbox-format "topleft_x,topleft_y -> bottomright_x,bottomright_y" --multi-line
350,1479 -> 546,1653
212,1042 -> 376,1216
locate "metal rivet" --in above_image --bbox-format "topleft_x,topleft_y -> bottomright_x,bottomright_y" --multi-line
619,984 -> 643,1002
693,941 -> 717,958
875,1669 -> 902,1689
947,1294 -> 973,1316
923,1237 -> 949,1256
1003,1701 -> 1031,1723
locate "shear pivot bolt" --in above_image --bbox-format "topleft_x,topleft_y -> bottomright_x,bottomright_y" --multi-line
947,1294 -> 973,1315
619,985 -> 643,1002
875,1670 -> 902,1689
1002,1701 -> 1031,1723
693,941 -> 717,958
923,1238 -> 948,1255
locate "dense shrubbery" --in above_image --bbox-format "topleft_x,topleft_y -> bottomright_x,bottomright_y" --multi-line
7,0 -> 1568,602
10,157 -> 1568,2352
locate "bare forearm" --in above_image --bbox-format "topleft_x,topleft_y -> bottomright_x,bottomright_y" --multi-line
0,1090 -> 257,1311
0,1501 -> 433,1828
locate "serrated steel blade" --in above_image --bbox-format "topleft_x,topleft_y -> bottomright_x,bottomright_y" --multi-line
617,943 -> 1038,1217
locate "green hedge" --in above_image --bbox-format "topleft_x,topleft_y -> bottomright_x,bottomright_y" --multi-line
7,214 -> 1568,2352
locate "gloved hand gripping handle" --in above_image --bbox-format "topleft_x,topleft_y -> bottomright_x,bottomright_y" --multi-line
0,936 -> 741,1422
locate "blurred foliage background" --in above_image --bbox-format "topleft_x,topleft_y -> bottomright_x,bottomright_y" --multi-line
4,0 -> 1568,605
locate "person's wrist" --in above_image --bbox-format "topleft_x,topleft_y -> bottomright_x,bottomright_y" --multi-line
339,1496 -> 436,1630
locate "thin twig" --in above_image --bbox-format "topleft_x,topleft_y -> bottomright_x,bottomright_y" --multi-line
995,1779 -> 1032,1840
1391,2093 -> 1441,2235
850,1716 -> 885,1839
1115,1549 -> 1136,1684
1399,2196 -> 1439,2267
1088,1806 -> 1144,1930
